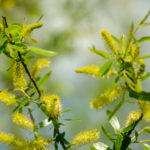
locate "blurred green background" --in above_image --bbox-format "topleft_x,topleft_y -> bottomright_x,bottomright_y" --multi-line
0,0 -> 150,149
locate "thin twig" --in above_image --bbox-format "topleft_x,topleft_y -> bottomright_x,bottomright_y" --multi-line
17,52 -> 41,97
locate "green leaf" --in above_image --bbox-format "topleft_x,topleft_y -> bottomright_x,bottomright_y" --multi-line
142,143 -> 150,150
111,35 -> 120,44
62,108 -> 72,113
98,61 -> 113,77
120,135 -> 131,150
141,72 -> 150,81
137,36 -> 150,43
115,134 -> 123,150
138,55 -> 150,59
28,46 -> 57,56
36,118 -> 52,129
30,70 -> 52,95
122,123 -> 134,134
101,126 -> 113,143
90,142 -> 108,150
143,127 -> 150,134
89,47 -> 110,58
129,90 -> 150,101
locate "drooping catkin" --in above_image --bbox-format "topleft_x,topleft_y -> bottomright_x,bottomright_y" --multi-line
138,100 -> 150,122
31,58 -> 50,78
13,112 -> 34,130
0,132 -> 15,146
125,110 -> 141,127
72,129 -> 100,146
22,22 -> 43,37
90,86 -> 124,109
13,61 -> 27,89
41,94 -> 62,118
75,64 -> 100,77
0,89 -> 16,105
100,29 -> 118,55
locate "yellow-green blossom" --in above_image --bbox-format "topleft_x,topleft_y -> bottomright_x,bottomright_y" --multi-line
31,58 -> 50,77
13,61 -> 27,89
22,22 -> 43,37
138,100 -> 150,122
72,129 -> 100,146
13,112 -> 34,130
125,110 -> 141,127
75,65 -> 100,77
41,94 -> 62,118
13,138 -> 52,150
100,29 -> 118,55
90,86 -> 124,109
0,89 -> 16,105
0,132 -> 15,145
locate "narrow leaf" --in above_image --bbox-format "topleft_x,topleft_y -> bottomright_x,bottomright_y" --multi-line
142,143 -> 150,150
98,61 -> 113,77
137,36 -> 150,43
28,46 -> 57,56
89,47 -> 110,58
36,118 -> 52,129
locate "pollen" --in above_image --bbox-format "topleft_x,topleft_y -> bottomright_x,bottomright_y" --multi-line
13,112 -> 34,130
75,65 -> 100,77
125,110 -> 141,126
41,94 -> 62,118
0,89 -> 17,105
100,29 -> 118,55
13,61 -> 27,89
72,129 -> 100,146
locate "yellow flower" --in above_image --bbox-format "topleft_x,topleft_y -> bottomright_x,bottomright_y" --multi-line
100,29 -> 118,55
14,138 -> 52,150
41,94 -> 62,118
72,129 -> 100,146
13,112 -> 34,130
0,89 -> 16,105
13,62 -> 27,89
22,22 -> 43,37
138,100 -> 150,122
0,132 -> 15,145
125,110 -> 141,126
90,86 -> 124,109
75,65 -> 100,77
31,58 -> 50,77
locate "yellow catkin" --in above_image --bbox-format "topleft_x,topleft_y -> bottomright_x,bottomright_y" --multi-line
13,61 -> 27,89
75,65 -> 100,77
0,132 -> 15,145
100,29 -> 118,55
0,23 -> 3,32
0,89 -> 16,105
72,129 -> 100,146
41,94 -> 62,118
13,138 -> 52,150
22,22 -> 43,36
31,58 -> 50,77
138,101 -> 150,122
13,112 -> 34,130
90,86 -> 124,109
125,110 -> 141,127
